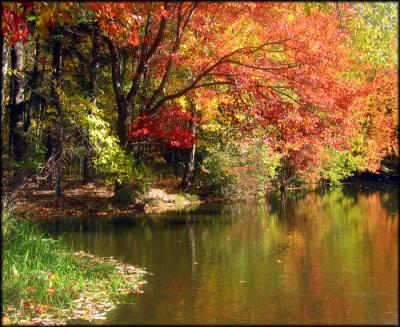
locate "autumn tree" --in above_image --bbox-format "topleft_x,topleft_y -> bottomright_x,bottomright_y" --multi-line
1,1 -> 396,200
2,2 -> 31,164
124,2 -> 366,188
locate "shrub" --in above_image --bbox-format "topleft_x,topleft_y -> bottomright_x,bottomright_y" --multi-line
320,146 -> 367,185
197,146 -> 237,197
196,141 -> 281,198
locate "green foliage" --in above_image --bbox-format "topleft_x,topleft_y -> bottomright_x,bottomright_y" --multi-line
113,165 -> 150,205
3,1 -> 397,205
196,140 -> 282,198
1,196 -> 17,241
12,127 -> 46,172
2,216 -> 143,311
350,2 -> 398,67
88,120 -> 134,184
320,145 -> 367,185
64,95 -> 149,194
197,144 -> 237,197
303,2 -> 332,16
113,181 -> 135,205
243,142 -> 282,197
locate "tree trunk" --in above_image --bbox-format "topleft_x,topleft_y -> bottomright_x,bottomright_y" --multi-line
46,36 -> 63,197
106,38 -> 131,150
117,103 -> 131,149
24,38 -> 41,132
1,32 -> 8,133
9,41 -> 27,162
105,38 -> 135,202
279,156 -> 287,193
83,28 -> 100,184
180,117 -> 197,191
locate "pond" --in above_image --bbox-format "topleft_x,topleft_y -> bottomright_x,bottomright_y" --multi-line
39,188 -> 398,325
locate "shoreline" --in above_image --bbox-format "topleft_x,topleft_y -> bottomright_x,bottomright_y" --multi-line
2,216 -> 147,326
11,181 -> 202,221
11,179 -> 398,221
3,251 -> 147,326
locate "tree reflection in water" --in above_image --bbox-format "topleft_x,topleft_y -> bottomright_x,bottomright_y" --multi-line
39,189 -> 398,325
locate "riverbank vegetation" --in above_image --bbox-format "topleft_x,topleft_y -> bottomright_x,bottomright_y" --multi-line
1,2 -> 398,207
2,207 -> 147,325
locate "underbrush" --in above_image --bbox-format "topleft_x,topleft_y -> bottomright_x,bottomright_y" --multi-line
2,213 -> 146,325
195,141 -> 281,199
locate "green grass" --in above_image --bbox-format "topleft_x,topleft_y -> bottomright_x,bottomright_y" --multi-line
2,213 -> 146,323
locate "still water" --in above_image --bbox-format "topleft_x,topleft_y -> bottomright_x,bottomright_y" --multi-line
40,188 -> 398,325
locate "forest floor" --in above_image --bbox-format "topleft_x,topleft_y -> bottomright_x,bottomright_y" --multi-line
12,176 -> 201,221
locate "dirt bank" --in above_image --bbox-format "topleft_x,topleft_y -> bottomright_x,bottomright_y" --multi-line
11,180 -> 201,221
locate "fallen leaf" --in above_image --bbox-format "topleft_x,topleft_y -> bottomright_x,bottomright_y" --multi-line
35,306 -> 44,314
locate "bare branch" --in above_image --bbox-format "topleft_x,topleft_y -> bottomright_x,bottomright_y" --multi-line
148,81 -> 232,115
104,37 -> 125,110
144,6 -> 184,112
126,4 -> 169,105
182,3 -> 198,30
147,39 -> 291,115
225,59 -> 299,72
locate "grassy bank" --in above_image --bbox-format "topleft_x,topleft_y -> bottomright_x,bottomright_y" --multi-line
2,213 -> 147,325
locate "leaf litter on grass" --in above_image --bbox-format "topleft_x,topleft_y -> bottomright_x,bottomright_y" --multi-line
2,251 -> 147,325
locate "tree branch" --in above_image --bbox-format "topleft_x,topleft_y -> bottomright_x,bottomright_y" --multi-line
144,5 -> 184,112
148,81 -> 232,115
126,3 -> 169,105
147,39 -> 290,115
104,37 -> 125,110
224,59 -> 299,72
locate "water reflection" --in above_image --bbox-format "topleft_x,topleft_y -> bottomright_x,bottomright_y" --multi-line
40,189 -> 398,325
